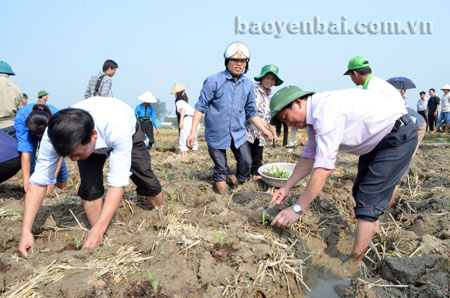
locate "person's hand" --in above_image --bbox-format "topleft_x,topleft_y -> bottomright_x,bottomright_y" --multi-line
285,152 -> 292,158
271,207 -> 301,228
156,129 -> 160,136
434,111 -> 438,116
272,132 -> 278,142
260,128 -> 273,141
269,187 -> 290,205
186,133 -> 195,149
19,230 -> 35,258
82,226 -> 104,248
179,122 -> 184,130
46,184 -> 55,196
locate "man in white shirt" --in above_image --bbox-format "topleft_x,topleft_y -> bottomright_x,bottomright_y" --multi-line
19,97 -> 163,258
268,86 -> 417,261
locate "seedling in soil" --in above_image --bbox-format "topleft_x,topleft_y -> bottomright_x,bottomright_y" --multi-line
186,169 -> 191,179
68,177 -> 74,187
170,191 -> 176,204
225,278 -> 231,285
74,236 -> 82,249
162,169 -> 168,180
197,196 -> 203,202
63,196 -> 71,206
146,270 -> 159,292
262,210 -> 267,225
215,230 -> 226,247
263,165 -> 290,179
328,178 -> 334,187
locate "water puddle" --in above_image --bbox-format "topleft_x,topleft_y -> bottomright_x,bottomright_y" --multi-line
305,279 -> 350,298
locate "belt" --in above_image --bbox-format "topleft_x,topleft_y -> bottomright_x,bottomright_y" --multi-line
183,115 -> 193,118
139,118 -> 151,123
391,115 -> 409,132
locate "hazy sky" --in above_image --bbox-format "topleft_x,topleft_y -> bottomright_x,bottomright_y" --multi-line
3,0 -> 449,114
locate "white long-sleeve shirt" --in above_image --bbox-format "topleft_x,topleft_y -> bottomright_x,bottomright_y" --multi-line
302,89 -> 407,170
30,97 -> 136,187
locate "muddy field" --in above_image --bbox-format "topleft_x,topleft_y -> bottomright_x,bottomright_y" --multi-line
0,130 -> 449,298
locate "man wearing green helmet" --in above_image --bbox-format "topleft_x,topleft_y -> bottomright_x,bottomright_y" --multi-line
268,85 -> 417,260
0,61 -> 23,137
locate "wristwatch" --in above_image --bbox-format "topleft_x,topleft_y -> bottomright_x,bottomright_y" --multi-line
292,203 -> 303,215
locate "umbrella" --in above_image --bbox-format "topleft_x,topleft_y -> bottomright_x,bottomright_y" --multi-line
386,77 -> 416,90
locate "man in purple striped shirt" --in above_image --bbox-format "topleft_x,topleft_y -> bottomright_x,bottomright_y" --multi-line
268,86 -> 417,263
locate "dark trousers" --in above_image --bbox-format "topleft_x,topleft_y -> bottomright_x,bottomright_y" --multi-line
77,128 -> 162,201
428,111 -> 437,131
0,157 -> 21,183
139,120 -> 155,148
417,111 -> 427,130
352,116 -> 417,222
207,139 -> 252,183
248,139 -> 264,176
276,122 -> 288,146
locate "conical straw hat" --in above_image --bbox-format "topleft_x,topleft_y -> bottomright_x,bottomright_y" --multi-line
440,84 -> 450,90
169,83 -> 187,94
138,91 -> 158,103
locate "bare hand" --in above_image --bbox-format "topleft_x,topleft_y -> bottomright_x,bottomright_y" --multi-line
272,132 -> 278,142
46,184 -> 55,196
82,226 -> 104,248
186,134 -> 195,149
19,230 -> 35,258
156,129 -> 160,136
270,187 -> 290,205
285,152 -> 292,158
261,128 -> 273,141
271,207 -> 301,228
179,122 -> 184,130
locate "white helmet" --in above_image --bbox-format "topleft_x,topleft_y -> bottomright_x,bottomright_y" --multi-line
224,42 -> 250,60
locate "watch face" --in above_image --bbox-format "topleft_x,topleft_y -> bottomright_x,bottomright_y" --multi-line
293,204 -> 302,213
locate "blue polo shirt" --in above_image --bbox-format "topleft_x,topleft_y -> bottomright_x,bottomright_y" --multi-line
195,70 -> 258,149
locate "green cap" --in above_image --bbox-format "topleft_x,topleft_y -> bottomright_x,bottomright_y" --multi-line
0,61 -> 15,75
270,85 -> 314,125
343,56 -> 370,75
37,90 -> 48,98
254,64 -> 284,86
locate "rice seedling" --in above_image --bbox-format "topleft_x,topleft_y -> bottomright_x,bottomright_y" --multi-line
215,229 -> 225,247
328,177 -> 334,187
186,169 -> 191,179
146,269 -> 160,292
263,165 -> 290,179
262,210 -> 267,225
74,236 -> 82,249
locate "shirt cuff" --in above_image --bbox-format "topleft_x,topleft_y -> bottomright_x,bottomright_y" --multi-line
29,172 -> 57,186
312,156 -> 336,170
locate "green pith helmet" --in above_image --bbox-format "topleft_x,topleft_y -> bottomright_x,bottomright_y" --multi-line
0,61 -> 15,75
270,85 -> 315,125
254,64 -> 284,86
343,56 -> 370,75
37,90 -> 48,98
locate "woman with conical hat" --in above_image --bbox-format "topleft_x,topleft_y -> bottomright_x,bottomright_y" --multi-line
170,83 -> 198,155
246,64 -> 282,179
135,91 -> 160,149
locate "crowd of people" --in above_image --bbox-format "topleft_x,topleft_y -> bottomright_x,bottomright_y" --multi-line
0,43 -> 448,265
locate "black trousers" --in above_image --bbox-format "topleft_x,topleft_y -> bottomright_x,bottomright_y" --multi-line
276,122 -> 288,146
139,120 -> 155,148
0,157 -> 21,183
428,111 -> 437,131
248,139 -> 264,176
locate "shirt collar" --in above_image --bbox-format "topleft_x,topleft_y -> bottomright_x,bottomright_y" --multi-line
225,69 -> 243,82
256,83 -> 271,97
305,95 -> 314,125
362,74 -> 374,90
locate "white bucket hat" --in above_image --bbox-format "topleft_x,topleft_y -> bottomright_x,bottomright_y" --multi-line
169,83 -> 187,94
440,84 -> 450,91
138,91 -> 158,103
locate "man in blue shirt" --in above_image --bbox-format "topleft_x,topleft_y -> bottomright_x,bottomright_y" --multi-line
187,42 -> 274,194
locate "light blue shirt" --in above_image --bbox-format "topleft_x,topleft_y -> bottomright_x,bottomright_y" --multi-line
195,70 -> 258,149
135,103 -> 158,128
